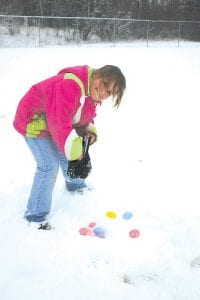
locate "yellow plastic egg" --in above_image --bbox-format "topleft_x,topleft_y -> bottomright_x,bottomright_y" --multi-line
106,211 -> 117,219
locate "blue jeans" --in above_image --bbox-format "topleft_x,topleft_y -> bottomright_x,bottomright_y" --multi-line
24,137 -> 86,222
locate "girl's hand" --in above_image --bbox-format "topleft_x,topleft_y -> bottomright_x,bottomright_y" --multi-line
86,132 -> 97,145
77,153 -> 84,160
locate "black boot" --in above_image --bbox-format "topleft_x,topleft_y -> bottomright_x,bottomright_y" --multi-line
38,222 -> 52,230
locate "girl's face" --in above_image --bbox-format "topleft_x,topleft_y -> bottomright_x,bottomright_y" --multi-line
90,77 -> 115,104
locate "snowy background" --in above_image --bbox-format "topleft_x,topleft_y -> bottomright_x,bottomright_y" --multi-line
1,42 -> 200,300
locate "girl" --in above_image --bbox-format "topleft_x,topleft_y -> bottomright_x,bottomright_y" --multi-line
13,65 -> 126,227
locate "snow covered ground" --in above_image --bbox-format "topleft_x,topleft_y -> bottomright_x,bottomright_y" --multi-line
1,43 -> 200,300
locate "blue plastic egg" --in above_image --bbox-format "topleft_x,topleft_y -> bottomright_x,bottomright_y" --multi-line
93,227 -> 105,238
122,211 -> 133,220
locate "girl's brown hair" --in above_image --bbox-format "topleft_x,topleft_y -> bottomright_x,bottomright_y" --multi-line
93,65 -> 126,108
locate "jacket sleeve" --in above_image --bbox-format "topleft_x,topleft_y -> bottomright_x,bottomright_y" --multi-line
46,79 -> 81,153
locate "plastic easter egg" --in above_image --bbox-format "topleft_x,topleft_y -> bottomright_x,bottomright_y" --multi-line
88,222 -> 96,228
106,211 -> 117,219
129,229 -> 140,238
86,229 -> 95,236
93,227 -> 105,238
93,227 -> 104,235
123,211 -> 133,220
79,227 -> 95,237
79,227 -> 90,235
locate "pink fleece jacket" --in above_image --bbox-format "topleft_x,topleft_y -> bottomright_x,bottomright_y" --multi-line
13,65 -> 97,152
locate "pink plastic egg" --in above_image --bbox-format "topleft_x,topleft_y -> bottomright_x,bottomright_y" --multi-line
79,228 -> 90,235
88,222 -> 96,228
129,229 -> 140,238
86,229 -> 95,236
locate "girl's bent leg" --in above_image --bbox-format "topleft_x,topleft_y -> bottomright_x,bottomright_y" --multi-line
55,145 -> 87,192
24,137 -> 59,222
